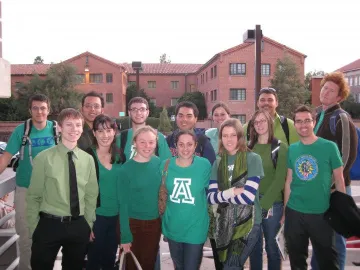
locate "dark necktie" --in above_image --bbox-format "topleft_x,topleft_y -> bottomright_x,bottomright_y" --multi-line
67,151 -> 80,217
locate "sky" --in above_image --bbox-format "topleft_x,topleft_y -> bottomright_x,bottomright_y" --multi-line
3,0 -> 360,74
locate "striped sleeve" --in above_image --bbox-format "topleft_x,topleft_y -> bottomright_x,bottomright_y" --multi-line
207,180 -> 234,205
229,176 -> 260,205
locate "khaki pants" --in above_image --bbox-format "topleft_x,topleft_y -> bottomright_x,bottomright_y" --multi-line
15,186 -> 32,270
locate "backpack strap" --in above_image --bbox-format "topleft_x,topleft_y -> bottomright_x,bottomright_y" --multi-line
279,115 -> 290,145
161,159 -> 171,185
330,109 -> 347,136
85,147 -> 100,208
51,120 -> 60,145
270,138 -> 281,169
120,129 -> 128,163
197,134 -> 208,157
20,119 -> 33,163
155,129 -> 159,156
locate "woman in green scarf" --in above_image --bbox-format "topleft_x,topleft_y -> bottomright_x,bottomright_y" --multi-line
207,118 -> 264,270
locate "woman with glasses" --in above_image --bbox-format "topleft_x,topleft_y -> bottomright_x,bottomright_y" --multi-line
206,102 -> 231,154
86,114 -> 122,270
161,130 -> 211,270
247,110 -> 288,270
207,118 -> 264,270
118,126 -> 162,270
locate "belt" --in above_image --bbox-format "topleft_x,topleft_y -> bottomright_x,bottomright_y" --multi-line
40,212 -> 83,222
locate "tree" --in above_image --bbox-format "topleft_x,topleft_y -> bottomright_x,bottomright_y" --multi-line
125,84 -> 157,117
33,56 -> 44,64
304,70 -> 325,91
177,91 -> 207,120
15,63 -> 83,118
0,96 -> 22,120
341,94 -> 360,118
158,107 -> 173,133
159,53 -> 171,64
270,56 -> 311,118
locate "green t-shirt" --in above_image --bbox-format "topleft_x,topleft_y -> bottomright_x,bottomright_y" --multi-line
287,137 -> 343,214
6,121 -> 56,188
118,156 -> 162,243
94,150 -> 122,217
161,156 -> 211,244
252,142 -> 288,210
115,128 -> 171,161
210,152 -> 264,224
205,128 -> 219,155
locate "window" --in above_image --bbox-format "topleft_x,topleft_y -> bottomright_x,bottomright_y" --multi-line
261,64 -> 271,76
171,98 -> 179,106
214,65 -> 217,77
89,73 -> 103,83
171,81 -> 179,89
206,72 -> 208,82
211,89 -> 217,101
211,91 -> 213,101
211,68 -> 213,79
230,63 -> 246,75
76,74 -> 85,84
232,114 -> 246,124
106,73 -> 113,83
206,92 -> 208,102
148,81 -> 156,89
261,40 -> 264,52
190,84 -> 196,91
150,99 -> 156,106
355,76 -> 358,86
350,77 -> 353,86
128,81 -> 136,87
230,88 -> 246,101
106,93 -> 113,103
15,82 -> 22,91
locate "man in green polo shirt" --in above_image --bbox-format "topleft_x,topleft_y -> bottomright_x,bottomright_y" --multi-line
26,108 -> 98,270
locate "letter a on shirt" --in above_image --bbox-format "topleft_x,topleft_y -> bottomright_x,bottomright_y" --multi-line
170,178 -> 195,204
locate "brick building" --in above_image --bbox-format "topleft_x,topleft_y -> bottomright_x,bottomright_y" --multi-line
337,59 -> 360,102
10,36 -> 306,122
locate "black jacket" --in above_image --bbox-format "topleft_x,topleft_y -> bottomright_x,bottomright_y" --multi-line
324,191 -> 360,238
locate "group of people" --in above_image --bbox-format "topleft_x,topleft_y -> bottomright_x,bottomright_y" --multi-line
0,71 -> 356,270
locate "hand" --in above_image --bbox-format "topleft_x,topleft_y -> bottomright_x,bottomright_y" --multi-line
121,243 -> 132,253
261,208 -> 269,219
280,213 -> 285,225
233,187 -> 244,196
89,231 -> 95,242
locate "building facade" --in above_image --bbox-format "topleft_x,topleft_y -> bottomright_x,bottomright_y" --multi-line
337,59 -> 360,102
10,36 -> 306,121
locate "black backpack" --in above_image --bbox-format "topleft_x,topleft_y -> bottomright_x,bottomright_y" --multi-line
248,138 -> 281,169
247,115 -> 289,145
13,119 -> 59,171
120,129 -> 160,163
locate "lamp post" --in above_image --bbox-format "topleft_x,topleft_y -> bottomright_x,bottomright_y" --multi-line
243,25 -> 263,110
132,61 -> 143,93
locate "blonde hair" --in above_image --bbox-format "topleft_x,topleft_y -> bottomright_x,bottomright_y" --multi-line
132,125 -> 157,143
218,118 -> 249,154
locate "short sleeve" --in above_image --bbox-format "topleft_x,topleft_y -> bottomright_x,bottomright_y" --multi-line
210,158 -> 219,181
5,125 -> 23,155
329,142 -> 343,170
247,153 -> 264,178
287,146 -> 293,169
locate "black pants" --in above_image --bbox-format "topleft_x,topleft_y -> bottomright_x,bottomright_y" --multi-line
31,215 -> 91,270
284,207 -> 338,270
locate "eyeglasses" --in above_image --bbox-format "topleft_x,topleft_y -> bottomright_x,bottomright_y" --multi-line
31,106 -> 48,112
253,119 -> 267,126
259,88 -> 277,94
130,108 -> 148,113
294,119 -> 313,125
84,104 -> 102,110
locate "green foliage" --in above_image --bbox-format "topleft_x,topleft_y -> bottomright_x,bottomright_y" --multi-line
177,91 -> 207,120
0,96 -> 22,120
15,63 -> 83,119
270,56 -> 311,118
158,107 -> 173,132
159,53 -> 171,64
341,94 -> 360,118
125,84 -> 157,117
33,56 -> 44,64
116,116 -> 160,131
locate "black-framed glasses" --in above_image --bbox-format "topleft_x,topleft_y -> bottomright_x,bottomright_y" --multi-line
259,87 -> 277,94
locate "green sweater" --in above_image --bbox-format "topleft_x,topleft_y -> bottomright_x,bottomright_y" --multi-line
252,142 -> 288,210
117,156 -> 162,244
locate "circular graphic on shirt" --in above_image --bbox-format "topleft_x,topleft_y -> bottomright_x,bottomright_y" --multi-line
295,155 -> 318,181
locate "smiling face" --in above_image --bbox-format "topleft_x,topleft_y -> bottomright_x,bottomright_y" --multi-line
176,134 -> 196,160
213,107 -> 230,127
320,81 -> 341,108
253,113 -> 269,136
176,107 -> 197,131
129,102 -> 149,125
81,96 -> 104,125
58,117 -> 83,144
29,101 -> 50,124
93,122 -> 116,149
133,130 -> 157,159
257,93 -> 278,117
294,111 -> 315,138
221,126 -> 238,155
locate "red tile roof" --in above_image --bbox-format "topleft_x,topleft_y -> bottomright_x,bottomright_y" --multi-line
11,64 -> 51,75
336,59 -> 360,73
122,63 -> 203,75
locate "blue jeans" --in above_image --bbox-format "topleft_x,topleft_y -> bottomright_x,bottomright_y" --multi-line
250,202 -> 283,270
310,186 -> 352,270
86,215 -> 118,270
223,224 -> 261,270
167,238 -> 204,270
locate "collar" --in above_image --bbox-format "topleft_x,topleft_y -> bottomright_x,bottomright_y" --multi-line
58,142 -> 80,159
321,103 -> 341,115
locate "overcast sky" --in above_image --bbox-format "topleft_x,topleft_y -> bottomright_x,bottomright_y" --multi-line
3,0 -> 359,73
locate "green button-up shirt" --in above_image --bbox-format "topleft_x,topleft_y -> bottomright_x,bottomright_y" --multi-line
26,142 -> 98,237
